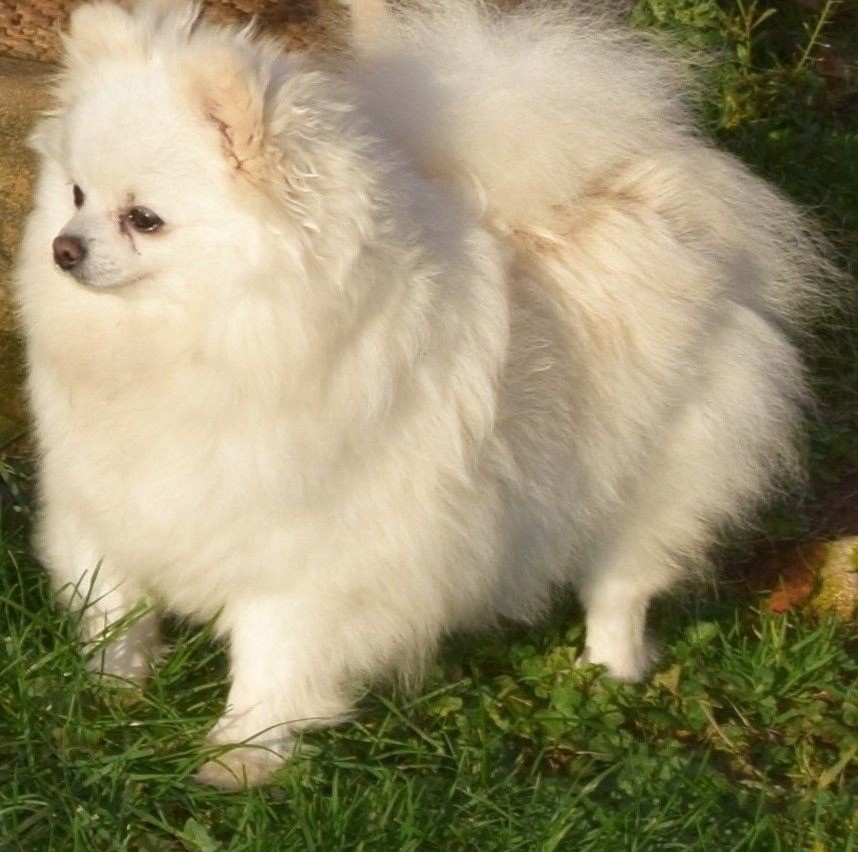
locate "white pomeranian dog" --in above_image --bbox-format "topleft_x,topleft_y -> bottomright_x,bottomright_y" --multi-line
16,0 -> 833,787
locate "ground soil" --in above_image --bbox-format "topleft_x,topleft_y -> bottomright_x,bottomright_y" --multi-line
0,57 -> 50,445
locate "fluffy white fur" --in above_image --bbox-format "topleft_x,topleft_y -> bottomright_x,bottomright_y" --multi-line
15,0 -> 832,787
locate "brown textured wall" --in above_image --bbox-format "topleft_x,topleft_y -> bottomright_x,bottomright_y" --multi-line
0,58 -> 47,443
0,0 -> 326,62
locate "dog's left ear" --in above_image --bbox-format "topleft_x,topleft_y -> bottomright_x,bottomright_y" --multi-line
62,2 -> 138,71
183,44 -> 267,176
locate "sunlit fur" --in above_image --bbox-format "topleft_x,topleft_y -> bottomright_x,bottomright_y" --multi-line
16,0 -> 832,787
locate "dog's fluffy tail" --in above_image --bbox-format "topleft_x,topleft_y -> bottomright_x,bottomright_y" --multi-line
351,0 -> 838,332
352,2 -> 694,227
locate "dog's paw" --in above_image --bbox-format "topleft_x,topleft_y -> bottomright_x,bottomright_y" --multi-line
196,718 -> 295,789
195,745 -> 287,790
84,613 -> 164,686
86,641 -> 160,686
577,637 -> 658,683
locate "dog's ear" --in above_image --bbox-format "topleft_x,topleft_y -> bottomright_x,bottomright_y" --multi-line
61,1 -> 201,76
62,2 -> 139,69
183,44 -> 267,176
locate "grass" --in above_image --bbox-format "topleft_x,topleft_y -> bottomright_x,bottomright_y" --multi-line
1,515 -> 856,849
2,1 -> 857,849
1,503 -> 856,850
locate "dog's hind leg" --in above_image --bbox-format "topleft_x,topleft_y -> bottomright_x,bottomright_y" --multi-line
576,433 -> 729,680
577,522 -> 677,682
577,306 -> 805,681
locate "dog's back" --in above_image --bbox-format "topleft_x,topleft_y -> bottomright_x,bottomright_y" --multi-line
347,0 -> 835,679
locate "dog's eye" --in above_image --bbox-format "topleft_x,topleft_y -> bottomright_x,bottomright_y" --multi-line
126,207 -> 165,234
73,184 -> 84,208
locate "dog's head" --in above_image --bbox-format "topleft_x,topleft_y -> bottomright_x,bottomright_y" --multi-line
33,0 -> 371,297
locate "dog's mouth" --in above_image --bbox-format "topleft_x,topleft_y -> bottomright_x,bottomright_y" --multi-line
55,258 -> 148,292
63,269 -> 148,293
70,271 -> 149,292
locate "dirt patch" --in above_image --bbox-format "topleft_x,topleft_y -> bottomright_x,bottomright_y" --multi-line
0,57 -> 51,446
0,57 -> 51,331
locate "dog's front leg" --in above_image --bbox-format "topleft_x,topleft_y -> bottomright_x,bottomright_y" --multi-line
197,595 -> 354,789
38,508 -> 160,684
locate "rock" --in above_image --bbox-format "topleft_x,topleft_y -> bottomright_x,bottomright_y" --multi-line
810,537 -> 858,621
758,537 -> 858,621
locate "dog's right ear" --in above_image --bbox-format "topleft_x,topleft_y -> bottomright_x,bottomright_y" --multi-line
182,43 -> 267,180
61,2 -> 139,71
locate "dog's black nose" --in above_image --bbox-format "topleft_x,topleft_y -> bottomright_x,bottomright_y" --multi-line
52,235 -> 87,270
